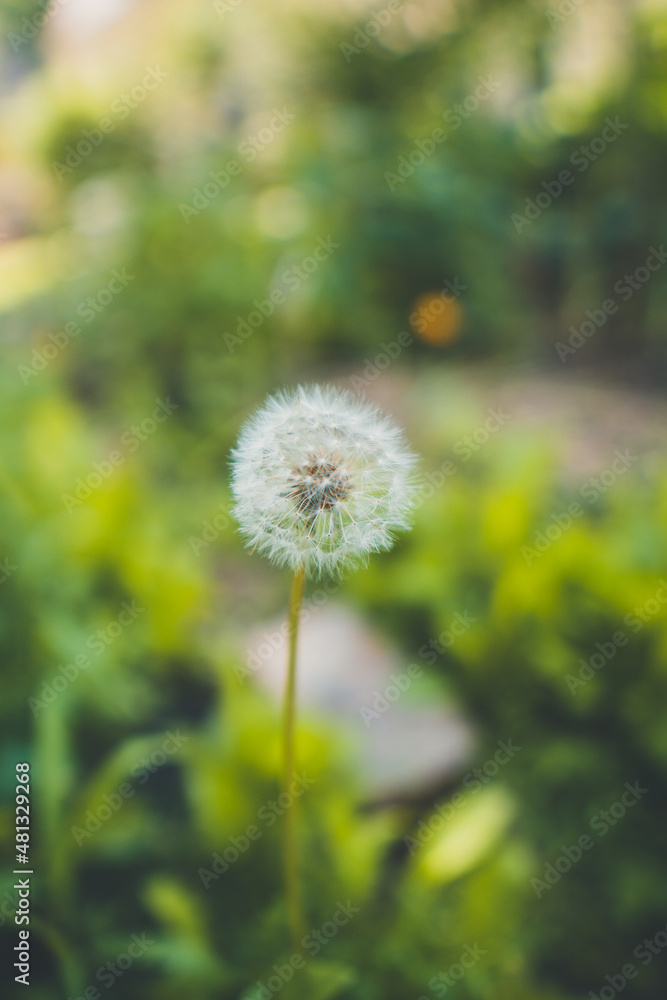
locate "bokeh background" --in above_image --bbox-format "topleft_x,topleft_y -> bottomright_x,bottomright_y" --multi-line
1,0 -> 667,997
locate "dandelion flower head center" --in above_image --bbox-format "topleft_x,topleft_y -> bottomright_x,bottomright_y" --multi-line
286,455 -> 351,516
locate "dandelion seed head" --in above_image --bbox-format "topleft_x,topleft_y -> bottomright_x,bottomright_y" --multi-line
230,384 -> 418,576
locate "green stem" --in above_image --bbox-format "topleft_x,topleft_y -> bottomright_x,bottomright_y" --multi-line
283,566 -> 306,950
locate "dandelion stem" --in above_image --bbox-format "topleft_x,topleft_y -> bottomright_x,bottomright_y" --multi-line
283,566 -> 306,949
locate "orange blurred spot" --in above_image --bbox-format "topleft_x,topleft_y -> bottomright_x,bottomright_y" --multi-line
409,291 -> 463,346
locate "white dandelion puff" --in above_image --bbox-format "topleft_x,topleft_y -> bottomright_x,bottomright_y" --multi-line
230,384 -> 418,577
